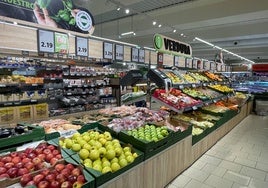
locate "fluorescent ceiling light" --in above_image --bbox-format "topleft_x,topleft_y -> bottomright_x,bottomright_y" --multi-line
144,47 -> 156,51
117,7 -> 120,11
153,21 -> 156,25
194,37 -> 214,47
180,33 -> 184,36
125,9 -> 130,14
158,24 -> 162,27
121,31 -> 135,36
173,29 -> 176,33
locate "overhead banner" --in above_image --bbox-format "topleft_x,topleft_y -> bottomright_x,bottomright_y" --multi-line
0,0 -> 95,34
153,34 -> 192,57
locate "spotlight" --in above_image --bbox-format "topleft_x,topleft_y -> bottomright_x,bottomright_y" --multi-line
158,24 -> 162,27
117,7 -> 120,11
153,21 -> 156,25
173,29 -> 176,33
125,9 -> 130,14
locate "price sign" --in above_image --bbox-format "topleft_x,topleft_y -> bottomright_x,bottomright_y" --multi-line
203,60 -> 210,70
197,59 -> 202,70
210,61 -> 216,71
192,59 -> 198,69
103,42 -> 113,59
186,58 -> 192,68
38,29 -> 54,53
76,37 -> 88,57
54,32 -> 68,54
115,44 -> 124,61
131,48 -> 139,62
139,49 -> 145,63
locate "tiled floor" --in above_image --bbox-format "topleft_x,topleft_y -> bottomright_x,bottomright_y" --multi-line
166,115 -> 268,188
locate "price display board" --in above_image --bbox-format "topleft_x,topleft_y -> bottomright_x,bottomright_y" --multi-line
210,61 -> 216,71
203,60 -> 210,70
76,37 -> 88,57
54,32 -> 68,54
197,59 -> 203,70
131,48 -> 139,62
103,42 -> 113,59
115,44 -> 124,61
186,58 -> 193,68
37,29 -> 54,53
174,56 -> 185,67
192,59 -> 198,69
139,49 -> 145,63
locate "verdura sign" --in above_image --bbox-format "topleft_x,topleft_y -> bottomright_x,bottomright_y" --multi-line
153,34 -> 192,57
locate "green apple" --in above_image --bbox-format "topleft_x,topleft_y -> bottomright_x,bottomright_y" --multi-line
79,148 -> 90,160
113,143 -> 121,148
84,158 -> 92,165
124,151 -> 132,157
126,155 -> 134,163
93,159 -> 102,166
89,149 -> 100,160
98,134 -> 105,139
105,150 -> 116,160
112,139 -> 120,144
111,158 -> 119,164
132,152 -> 138,158
82,135 -> 91,142
119,158 -> 128,167
89,140 -> 96,146
106,145 -> 114,151
118,154 -> 126,161
72,132 -> 81,139
102,160 -> 111,167
104,131 -> 112,141
78,140 -> 87,147
102,166 -> 112,174
83,143 -> 92,151
93,164 -> 102,172
59,139 -> 64,147
64,138 -> 73,149
99,138 -> 107,146
102,157 -> 108,162
105,141 -> 113,147
84,162 -> 92,168
94,141 -> 102,149
111,162 -> 120,172
72,143 -> 81,152
123,147 -> 131,153
114,147 -> 122,157
98,147 -> 107,156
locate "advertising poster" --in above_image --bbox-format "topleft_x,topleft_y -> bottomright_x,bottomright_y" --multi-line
54,32 -> 68,53
0,0 -> 95,34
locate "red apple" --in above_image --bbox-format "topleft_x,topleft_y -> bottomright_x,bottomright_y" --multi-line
60,181 -> 72,188
38,180 -> 50,188
55,164 -> 65,172
24,162 -> 35,171
4,162 -> 14,169
25,148 -> 34,154
56,173 -> 66,184
55,154 -> 62,159
50,180 -> 60,188
50,157 -> 58,165
2,156 -> 12,163
15,162 -> 24,168
50,169 -> 59,176
7,167 -> 18,178
77,175 -> 85,184
47,145 -> 56,151
18,152 -> 27,159
35,148 -> 44,155
0,173 -> 9,179
10,152 -> 18,158
32,157 -> 42,165
60,168 -> 70,178
41,169 -> 50,176
33,174 -> 45,184
35,162 -> 46,170
38,154 -> 46,161
43,149 -> 51,155
67,174 -> 77,184
26,180 -> 35,186
17,168 -> 29,176
52,149 -> 60,156
0,167 -> 7,174
66,164 -> 75,171
20,173 -> 33,186
45,153 -> 54,162
71,168 -> 81,176
11,156 -> 21,164
22,157 -> 31,164
45,173 -> 56,182
0,162 -> 4,167
27,153 -> 36,159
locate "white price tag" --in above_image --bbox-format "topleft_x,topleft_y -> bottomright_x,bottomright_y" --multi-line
38,30 -> 54,53
192,106 -> 198,110
76,37 -> 88,57
115,44 -> 124,61
103,42 -> 113,59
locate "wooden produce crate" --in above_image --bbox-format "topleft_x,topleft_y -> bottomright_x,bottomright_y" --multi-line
0,106 -> 17,125
33,103 -> 49,121
16,105 -> 34,122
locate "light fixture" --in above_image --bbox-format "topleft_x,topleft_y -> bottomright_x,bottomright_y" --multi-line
173,29 -> 176,33
117,7 -> 120,11
144,47 -> 156,51
152,21 -> 156,25
125,9 -> 130,14
133,32 -> 136,36
13,22 -> 17,25
121,31 -> 135,36
158,24 -> 162,27
180,33 -> 184,36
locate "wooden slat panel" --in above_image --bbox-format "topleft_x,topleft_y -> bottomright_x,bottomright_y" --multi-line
68,36 -> 76,54
145,50 -> 150,64
88,39 -> 103,58
150,51 -> 157,64
163,54 -> 174,66
124,46 -> 131,62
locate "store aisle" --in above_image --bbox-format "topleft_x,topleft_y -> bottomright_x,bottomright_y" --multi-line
166,115 -> 268,188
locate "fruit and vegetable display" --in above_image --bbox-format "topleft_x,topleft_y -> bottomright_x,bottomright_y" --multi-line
162,71 -> 186,84
34,119 -> 81,133
126,124 -> 169,142
19,163 -> 86,188
153,88 -> 202,110
214,101 -> 238,111
202,104 -> 229,113
209,84 -> 234,93
59,131 -> 139,174
180,73 -> 198,83
99,105 -> 138,117
204,71 -> 223,81
182,88 -> 209,100
106,108 -> 169,132
0,143 -> 62,180
0,125 -> 32,139
188,72 -> 210,82
67,114 -> 110,125
0,75 -> 44,84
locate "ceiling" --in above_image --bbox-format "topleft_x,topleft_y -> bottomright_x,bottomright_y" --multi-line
75,0 -> 268,64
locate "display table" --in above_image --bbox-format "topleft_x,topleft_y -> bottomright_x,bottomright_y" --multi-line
100,103 -> 249,188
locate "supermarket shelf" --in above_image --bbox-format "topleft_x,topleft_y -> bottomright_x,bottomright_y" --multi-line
122,95 -> 147,105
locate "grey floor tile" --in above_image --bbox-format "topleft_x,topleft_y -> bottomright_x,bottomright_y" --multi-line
166,183 -> 179,188
223,170 -> 251,186
199,154 -> 222,166
171,174 -> 191,187
202,163 -> 227,177
205,174 -> 233,188
191,160 -> 207,170
249,178 -> 268,188
240,166 -> 266,181
184,179 -> 213,188
256,161 -> 268,171
232,182 -> 249,188
247,153 -> 259,162
219,160 -> 242,173
234,157 -> 256,168
183,167 -> 210,182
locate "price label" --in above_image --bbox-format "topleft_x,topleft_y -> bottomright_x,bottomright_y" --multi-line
131,48 -> 139,62
139,49 -> 145,63
38,30 -> 54,53
192,84 -> 196,88
103,42 -> 113,59
179,85 -> 184,89
54,32 -> 68,54
192,59 -> 198,69
76,37 -> 88,57
186,58 -> 192,68
115,44 -> 124,61
192,106 -> 198,110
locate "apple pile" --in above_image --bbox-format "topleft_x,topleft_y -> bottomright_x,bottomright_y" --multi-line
126,124 -> 169,142
59,131 -> 138,174
20,163 -> 86,188
0,143 -> 62,180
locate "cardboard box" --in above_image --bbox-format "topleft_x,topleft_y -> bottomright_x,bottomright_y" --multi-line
0,107 -> 17,125
33,103 -> 49,120
17,105 -> 33,122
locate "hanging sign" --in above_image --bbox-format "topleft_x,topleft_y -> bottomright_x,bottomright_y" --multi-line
54,32 -> 68,54
76,37 -> 88,57
139,49 -> 145,63
103,42 -> 113,60
0,0 -> 95,34
37,29 -> 54,53
131,48 -> 139,62
115,44 -> 124,61
153,34 -> 192,57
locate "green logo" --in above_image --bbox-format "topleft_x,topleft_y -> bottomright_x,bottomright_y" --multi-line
154,35 -> 163,49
